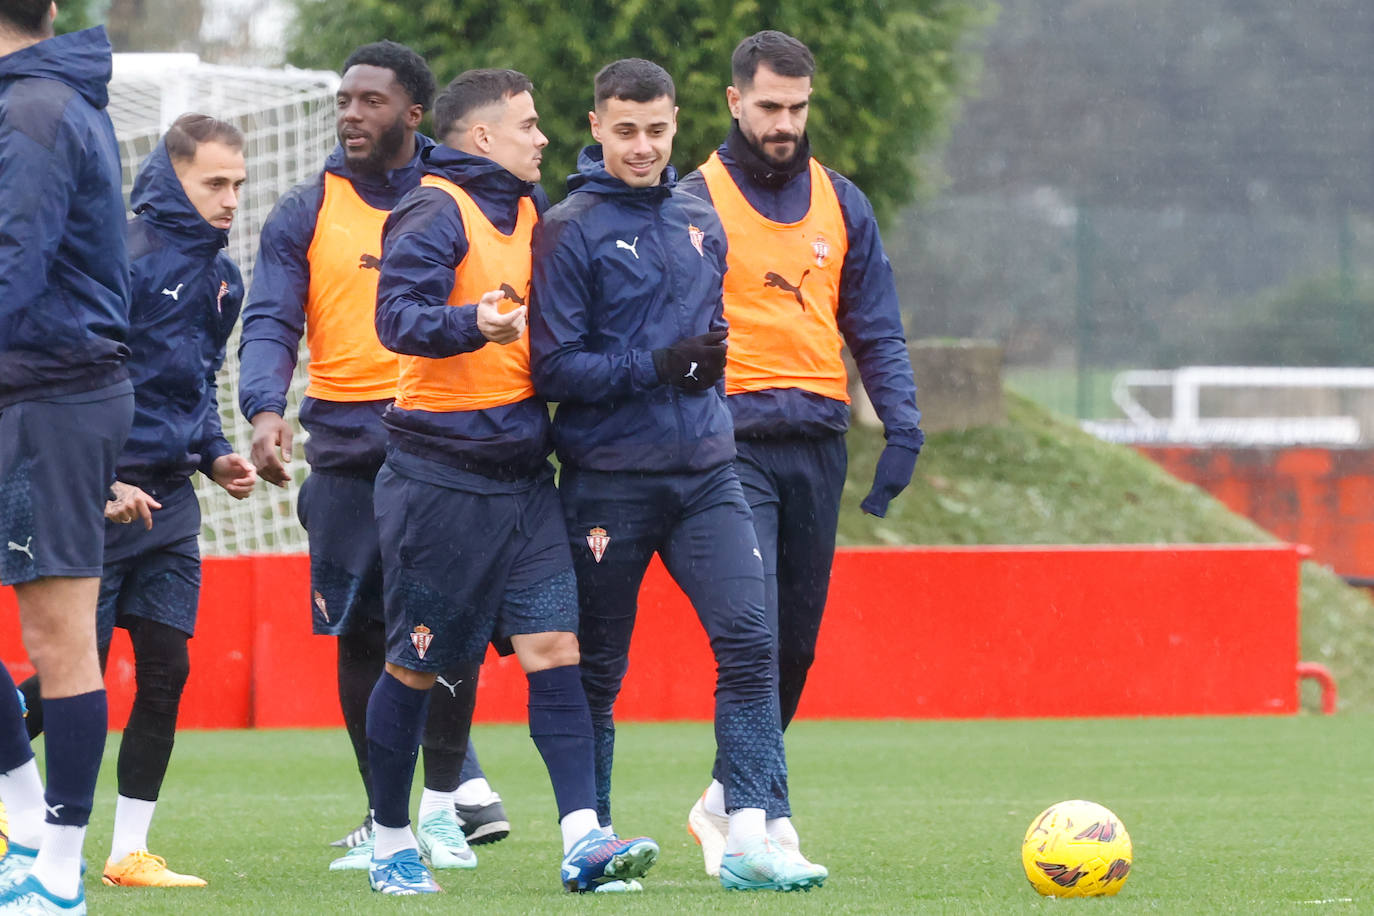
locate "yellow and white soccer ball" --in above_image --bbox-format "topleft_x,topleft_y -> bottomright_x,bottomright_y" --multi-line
0,800 -> 8,858
1021,799 -> 1132,897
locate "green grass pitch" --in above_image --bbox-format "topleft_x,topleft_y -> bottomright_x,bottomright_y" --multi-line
53,716 -> 1374,913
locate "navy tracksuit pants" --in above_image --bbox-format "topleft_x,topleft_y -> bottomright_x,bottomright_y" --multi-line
560,462 -> 790,823
734,434 -> 848,729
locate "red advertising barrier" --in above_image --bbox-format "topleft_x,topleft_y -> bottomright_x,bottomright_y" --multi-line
0,544 -> 1301,726
1139,445 -> 1374,580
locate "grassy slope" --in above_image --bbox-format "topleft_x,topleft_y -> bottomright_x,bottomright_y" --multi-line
835,392 -> 1374,712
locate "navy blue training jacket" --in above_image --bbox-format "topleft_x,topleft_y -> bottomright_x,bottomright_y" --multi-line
0,27 -> 129,408
530,145 -> 735,473
118,140 -> 243,491
375,144 -> 552,480
679,131 -> 923,452
236,138 -> 433,473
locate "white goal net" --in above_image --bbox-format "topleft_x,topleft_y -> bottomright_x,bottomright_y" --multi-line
109,54 -> 338,555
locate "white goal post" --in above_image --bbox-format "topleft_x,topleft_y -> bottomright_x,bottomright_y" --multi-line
109,53 -> 339,555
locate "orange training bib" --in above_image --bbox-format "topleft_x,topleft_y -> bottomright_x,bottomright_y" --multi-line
699,151 -> 850,402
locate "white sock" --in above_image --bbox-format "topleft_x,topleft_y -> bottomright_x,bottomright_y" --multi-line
109,795 -> 156,863
704,779 -> 727,818
26,823 -> 84,900
372,823 -> 417,860
767,816 -> 799,848
725,807 -> 766,852
418,788 -> 455,822
453,778 -> 494,807
0,759 -> 45,848
559,809 -> 601,854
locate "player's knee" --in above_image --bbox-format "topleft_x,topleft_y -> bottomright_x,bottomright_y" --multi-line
385,661 -> 436,691
131,633 -> 190,717
513,630 -> 580,673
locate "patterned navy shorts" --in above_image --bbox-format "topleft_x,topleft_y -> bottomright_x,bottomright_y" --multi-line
0,381 -> 133,585
374,459 -> 577,672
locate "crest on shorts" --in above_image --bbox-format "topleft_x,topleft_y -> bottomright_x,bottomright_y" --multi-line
586,526 -> 610,564
688,224 -> 705,258
410,624 -> 434,659
313,590 -> 329,623
216,280 -> 230,315
811,235 -> 830,268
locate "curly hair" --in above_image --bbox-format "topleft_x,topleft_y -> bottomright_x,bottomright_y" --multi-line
342,41 -> 437,112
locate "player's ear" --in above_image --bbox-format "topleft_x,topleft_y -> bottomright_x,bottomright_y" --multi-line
726,85 -> 742,120
588,110 -> 602,143
405,102 -> 424,129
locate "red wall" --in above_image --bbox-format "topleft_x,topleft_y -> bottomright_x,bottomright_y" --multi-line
1139,446 -> 1374,579
0,544 -> 1301,726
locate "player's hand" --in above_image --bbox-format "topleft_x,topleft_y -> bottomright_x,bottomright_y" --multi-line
652,330 -> 728,391
476,289 -> 527,345
212,453 -> 257,500
250,411 -> 293,487
860,443 -> 920,518
105,480 -> 161,530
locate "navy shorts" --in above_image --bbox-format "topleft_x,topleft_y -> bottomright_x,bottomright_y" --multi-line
374,453 -> 577,672
298,470 -> 385,635
97,479 -> 202,643
0,381 -> 134,585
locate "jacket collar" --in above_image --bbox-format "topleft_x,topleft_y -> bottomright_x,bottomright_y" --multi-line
721,120 -> 811,189
566,144 -> 676,200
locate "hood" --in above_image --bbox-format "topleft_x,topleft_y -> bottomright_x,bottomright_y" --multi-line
566,144 -> 677,199
0,26 -> 112,110
422,144 -> 535,199
130,140 -> 228,255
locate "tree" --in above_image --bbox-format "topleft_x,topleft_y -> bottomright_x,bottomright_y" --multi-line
55,0 -> 102,34
286,0 -> 990,223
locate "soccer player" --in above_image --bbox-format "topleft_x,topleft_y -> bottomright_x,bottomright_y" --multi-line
529,58 -> 827,893
237,41 -> 501,869
365,67 -> 658,896
0,2 -> 133,911
677,29 -> 924,875
19,112 -> 256,888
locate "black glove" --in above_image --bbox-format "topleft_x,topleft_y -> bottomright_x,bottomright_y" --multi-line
860,444 -> 919,517
652,331 -> 727,391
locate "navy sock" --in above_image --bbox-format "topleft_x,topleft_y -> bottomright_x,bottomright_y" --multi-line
366,671 -> 429,829
0,665 -> 33,774
527,665 -> 596,819
41,690 -> 107,827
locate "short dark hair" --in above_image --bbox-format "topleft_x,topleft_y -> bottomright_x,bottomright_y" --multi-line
164,113 -> 244,164
0,0 -> 52,36
342,40 -> 436,112
433,69 -> 534,140
593,58 -> 675,108
731,30 -> 815,88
